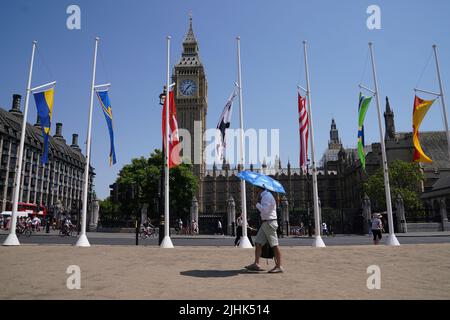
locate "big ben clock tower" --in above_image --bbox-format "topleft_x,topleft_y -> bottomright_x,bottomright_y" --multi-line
173,16 -> 207,205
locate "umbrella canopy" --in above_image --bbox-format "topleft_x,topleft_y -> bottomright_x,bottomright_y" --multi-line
237,171 -> 286,194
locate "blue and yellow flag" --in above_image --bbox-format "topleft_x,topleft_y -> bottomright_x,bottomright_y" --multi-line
96,90 -> 117,166
33,88 -> 54,164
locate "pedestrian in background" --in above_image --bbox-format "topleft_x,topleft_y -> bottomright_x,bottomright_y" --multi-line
371,213 -> 383,245
217,220 -> 223,235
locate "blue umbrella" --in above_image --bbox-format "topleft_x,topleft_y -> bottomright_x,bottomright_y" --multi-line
237,171 -> 286,194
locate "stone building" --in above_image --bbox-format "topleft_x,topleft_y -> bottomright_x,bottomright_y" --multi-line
174,18 -> 450,234
0,94 -> 95,221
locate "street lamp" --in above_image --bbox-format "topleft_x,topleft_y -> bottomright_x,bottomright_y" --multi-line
157,85 -> 167,245
159,86 -> 167,106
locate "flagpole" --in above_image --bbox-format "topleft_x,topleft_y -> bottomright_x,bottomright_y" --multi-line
432,44 -> 450,160
303,41 -> 325,248
236,37 -> 252,248
76,37 -> 100,247
3,40 -> 37,246
161,36 -> 174,248
368,42 -> 400,246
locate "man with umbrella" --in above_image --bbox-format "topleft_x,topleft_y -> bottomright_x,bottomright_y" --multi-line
238,171 -> 285,273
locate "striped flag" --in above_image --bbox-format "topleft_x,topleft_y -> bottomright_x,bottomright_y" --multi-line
33,87 -> 55,165
96,89 -> 117,166
413,95 -> 435,163
298,92 -> 308,171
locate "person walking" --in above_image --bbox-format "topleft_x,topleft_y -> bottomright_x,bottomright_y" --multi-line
322,222 -> 328,237
371,213 -> 383,245
245,186 -> 284,273
217,220 -> 223,235
192,219 -> 198,235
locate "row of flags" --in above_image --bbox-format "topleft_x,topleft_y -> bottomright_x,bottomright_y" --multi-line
356,94 -> 436,170
32,85 -> 116,166
211,89 -> 439,171
31,87 -> 436,171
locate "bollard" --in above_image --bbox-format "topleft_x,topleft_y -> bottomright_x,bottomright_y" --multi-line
135,219 -> 139,246
46,216 -> 50,234
159,214 -> 164,246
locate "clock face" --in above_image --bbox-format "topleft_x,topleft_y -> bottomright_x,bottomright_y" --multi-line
179,79 -> 197,96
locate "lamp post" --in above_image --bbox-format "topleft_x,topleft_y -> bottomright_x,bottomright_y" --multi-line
157,86 -> 167,245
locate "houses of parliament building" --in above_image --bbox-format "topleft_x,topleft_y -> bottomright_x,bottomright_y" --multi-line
174,18 -> 450,233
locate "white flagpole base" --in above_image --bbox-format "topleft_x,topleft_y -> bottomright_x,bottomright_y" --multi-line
386,233 -> 400,246
160,236 -> 174,248
238,236 -> 253,248
75,234 -> 91,247
3,234 -> 20,246
312,236 -> 326,248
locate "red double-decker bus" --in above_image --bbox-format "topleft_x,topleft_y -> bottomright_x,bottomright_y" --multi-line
3,202 -> 47,217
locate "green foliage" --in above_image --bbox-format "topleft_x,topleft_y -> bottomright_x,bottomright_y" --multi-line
99,197 -> 119,221
364,160 -> 424,213
111,149 -> 198,221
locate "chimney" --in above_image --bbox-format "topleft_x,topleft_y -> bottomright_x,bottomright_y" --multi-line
55,123 -> 63,137
54,123 -> 66,143
71,134 -> 81,151
9,94 -> 22,116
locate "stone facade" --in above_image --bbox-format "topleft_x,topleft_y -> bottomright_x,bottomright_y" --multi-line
0,94 -> 95,219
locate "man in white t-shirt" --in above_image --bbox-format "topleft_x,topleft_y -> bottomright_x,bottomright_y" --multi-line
245,187 -> 284,273
32,216 -> 41,231
322,222 -> 328,237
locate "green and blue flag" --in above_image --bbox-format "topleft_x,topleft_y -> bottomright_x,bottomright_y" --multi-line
358,93 -> 372,170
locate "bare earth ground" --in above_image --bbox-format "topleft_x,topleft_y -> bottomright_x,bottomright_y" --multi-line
1,244 -> 449,300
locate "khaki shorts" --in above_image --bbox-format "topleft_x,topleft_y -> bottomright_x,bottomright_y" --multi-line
255,221 -> 279,248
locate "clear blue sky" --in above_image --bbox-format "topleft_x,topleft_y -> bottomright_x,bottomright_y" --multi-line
1,0 -> 449,199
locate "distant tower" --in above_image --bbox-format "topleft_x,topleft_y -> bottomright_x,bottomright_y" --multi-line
173,15 -> 208,178
384,97 -> 396,140
328,119 -> 342,150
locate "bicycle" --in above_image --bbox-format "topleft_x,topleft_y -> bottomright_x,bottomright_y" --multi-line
140,226 -> 158,239
16,225 -> 32,238
59,225 -> 75,237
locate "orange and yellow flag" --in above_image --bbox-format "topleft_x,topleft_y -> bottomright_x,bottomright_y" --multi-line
413,95 -> 435,163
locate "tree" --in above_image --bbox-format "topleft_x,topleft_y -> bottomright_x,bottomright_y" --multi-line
99,197 -> 119,223
364,160 -> 424,213
112,149 -> 198,223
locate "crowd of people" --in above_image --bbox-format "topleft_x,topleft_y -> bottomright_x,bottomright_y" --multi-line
174,218 -> 199,235
0,214 -> 77,234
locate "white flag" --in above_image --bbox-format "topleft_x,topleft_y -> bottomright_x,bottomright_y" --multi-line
216,87 -> 238,162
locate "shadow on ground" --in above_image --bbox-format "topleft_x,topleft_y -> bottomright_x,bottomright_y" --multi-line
180,269 -> 250,278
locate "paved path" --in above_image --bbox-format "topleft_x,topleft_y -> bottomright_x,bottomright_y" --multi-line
1,230 -> 450,246
1,243 -> 449,299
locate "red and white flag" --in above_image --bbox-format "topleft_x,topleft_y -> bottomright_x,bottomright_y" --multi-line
162,88 -> 181,168
298,92 -> 309,171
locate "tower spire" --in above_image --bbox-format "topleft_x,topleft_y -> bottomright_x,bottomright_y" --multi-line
183,13 -> 197,45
